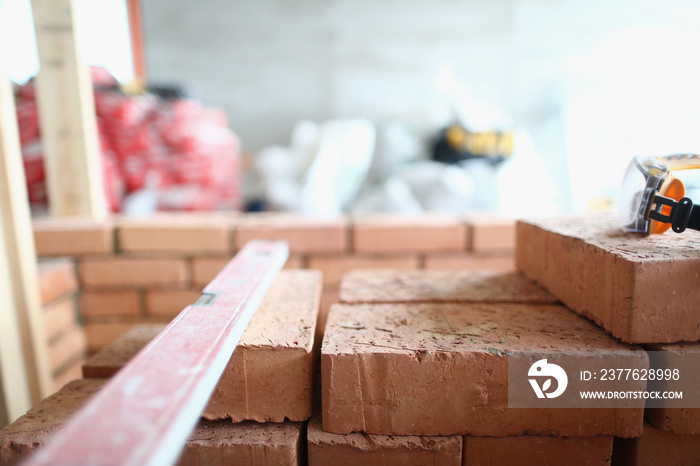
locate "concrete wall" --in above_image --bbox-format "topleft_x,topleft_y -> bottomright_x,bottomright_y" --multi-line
142,0 -> 700,209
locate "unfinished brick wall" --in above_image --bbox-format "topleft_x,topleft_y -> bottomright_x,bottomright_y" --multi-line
32,213 -> 516,355
37,258 -> 86,393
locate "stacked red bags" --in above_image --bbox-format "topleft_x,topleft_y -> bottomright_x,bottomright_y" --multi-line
15,67 -> 241,213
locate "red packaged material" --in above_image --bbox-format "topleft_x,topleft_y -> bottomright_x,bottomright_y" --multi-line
15,67 -> 241,213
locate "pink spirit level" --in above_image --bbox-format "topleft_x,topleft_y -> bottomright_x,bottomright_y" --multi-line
23,240 -> 289,466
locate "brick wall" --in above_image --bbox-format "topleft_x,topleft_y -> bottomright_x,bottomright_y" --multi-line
33,212 -> 515,354
36,258 -> 86,393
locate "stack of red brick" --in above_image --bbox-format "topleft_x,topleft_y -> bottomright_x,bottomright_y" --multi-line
310,216 -> 698,464
0,212 -> 516,464
516,216 -> 700,465
37,258 -> 86,393
5,213 -> 696,464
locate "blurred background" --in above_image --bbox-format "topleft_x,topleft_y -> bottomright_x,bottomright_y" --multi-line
3,0 -> 700,217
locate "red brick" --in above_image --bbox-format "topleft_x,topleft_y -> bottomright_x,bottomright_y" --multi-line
204,270 -> 321,422
322,302 -> 645,437
644,341 -> 700,434
463,435 -> 612,466
81,271 -> 321,423
234,213 -> 348,254
191,257 -> 231,287
84,322 -> 141,353
423,253 -> 515,271
0,380 -> 102,464
80,290 -> 142,318
307,254 -> 419,286
352,214 -> 468,253
646,408 -> 700,435
516,216 -> 700,343
339,270 -> 556,304
191,255 -> 305,287
48,324 -> 86,374
613,421 -> 700,466
285,255 -> 306,269
43,295 -> 78,342
466,213 -> 516,253
0,380 -> 303,466
52,357 -> 85,394
79,257 -> 189,289
181,421 -> 302,466
37,258 -> 78,305
33,218 -> 114,256
82,325 -> 165,378
307,413 -> 462,466
117,214 -> 232,254
145,289 -> 202,318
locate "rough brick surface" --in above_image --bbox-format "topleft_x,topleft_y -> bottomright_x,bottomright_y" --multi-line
180,420 -> 302,466
307,254 -> 419,286
612,421 -> 700,466
307,413 -> 462,466
82,324 -> 165,378
645,408 -> 700,436
43,296 -> 78,342
204,270 -> 321,422
48,324 -> 86,373
466,214 -> 516,253
81,271 -> 320,423
37,258 -> 78,305
0,380 -> 303,466
0,380 -> 102,465
644,341 -> 700,434
117,214 -> 232,254
322,302 -> 645,437
339,270 -> 556,304
352,214 -> 468,253
516,216 -> 700,343
80,290 -> 142,318
463,435 -> 613,466
191,255 -> 305,287
33,218 -> 114,256
145,289 -> 202,318
79,257 -> 189,289
234,214 -> 348,254
423,253 -> 515,271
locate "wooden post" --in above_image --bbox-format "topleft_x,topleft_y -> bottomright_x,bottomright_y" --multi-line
0,51 -> 52,426
127,0 -> 146,81
31,0 -> 107,219
0,226 -> 33,427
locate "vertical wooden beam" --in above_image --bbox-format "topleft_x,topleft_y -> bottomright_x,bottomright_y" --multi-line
31,0 -> 107,219
0,51 -> 52,425
0,392 -> 7,428
127,0 -> 146,81
0,224 -> 33,427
